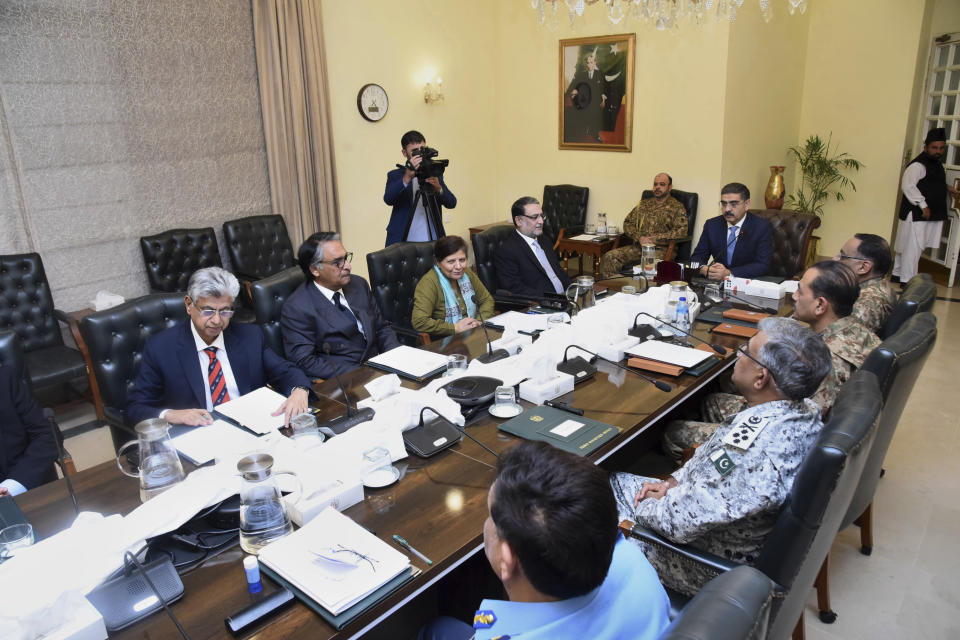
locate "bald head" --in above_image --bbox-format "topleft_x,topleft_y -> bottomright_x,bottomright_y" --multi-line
652,173 -> 672,200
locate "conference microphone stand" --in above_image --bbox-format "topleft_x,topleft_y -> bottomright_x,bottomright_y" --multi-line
419,407 -> 500,460
316,343 -> 375,436
557,344 -> 671,392
631,312 -> 727,355
471,295 -> 509,364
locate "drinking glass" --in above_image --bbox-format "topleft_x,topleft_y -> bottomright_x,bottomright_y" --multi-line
445,354 -> 468,376
607,224 -> 619,236
585,222 -> 596,234
290,412 -> 325,445
547,313 -> 566,329
361,446 -> 399,487
0,524 -> 34,560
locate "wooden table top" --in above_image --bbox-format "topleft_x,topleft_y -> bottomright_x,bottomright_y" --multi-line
17,291 -> 790,639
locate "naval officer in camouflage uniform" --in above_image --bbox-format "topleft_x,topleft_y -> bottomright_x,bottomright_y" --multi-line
418,441 -> 670,640
612,317 -> 831,596
661,261 -> 879,462
834,233 -> 896,334
599,173 -> 688,279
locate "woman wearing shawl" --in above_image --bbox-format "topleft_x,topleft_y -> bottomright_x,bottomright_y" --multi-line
411,235 -> 495,339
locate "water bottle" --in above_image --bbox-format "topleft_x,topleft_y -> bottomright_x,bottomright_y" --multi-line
675,296 -> 691,340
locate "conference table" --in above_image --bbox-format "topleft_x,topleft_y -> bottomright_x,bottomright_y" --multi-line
16,279 -> 790,639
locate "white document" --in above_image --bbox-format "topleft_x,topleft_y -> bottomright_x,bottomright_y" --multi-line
626,340 -> 713,368
367,345 -> 448,379
214,386 -> 288,433
258,507 -> 410,615
568,233 -> 601,241
170,420 -> 264,465
486,310 -> 555,334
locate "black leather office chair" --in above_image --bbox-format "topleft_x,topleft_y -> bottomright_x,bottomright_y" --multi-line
366,241 -> 435,346
813,312 -> 937,623
222,215 -> 297,300
659,565 -> 775,640
79,293 -> 188,450
541,184 -> 589,247
878,274 -> 936,339
249,267 -> 305,360
621,371 -> 882,640
139,228 -> 223,293
471,225 -> 530,311
629,188 -> 699,263
0,253 -> 88,391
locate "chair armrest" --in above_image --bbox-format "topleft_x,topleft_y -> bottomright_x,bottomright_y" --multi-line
53,309 -> 73,325
618,520 -> 743,575
552,225 -> 586,251
391,324 -> 428,347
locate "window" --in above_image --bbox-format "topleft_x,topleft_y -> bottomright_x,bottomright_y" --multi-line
924,37 -> 960,169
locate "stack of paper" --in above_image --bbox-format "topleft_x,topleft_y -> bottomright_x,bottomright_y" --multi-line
485,310 -> 557,334
258,507 -> 411,615
626,341 -> 713,368
170,420 -> 264,465
367,345 -> 448,380
215,386 -> 288,433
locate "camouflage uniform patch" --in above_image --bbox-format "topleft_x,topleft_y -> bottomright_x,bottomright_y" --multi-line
599,196 -> 688,279
851,277 -> 896,334
613,399 -> 824,597
662,393 -> 746,464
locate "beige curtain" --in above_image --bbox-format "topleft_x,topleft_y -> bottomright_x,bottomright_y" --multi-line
251,0 -> 339,248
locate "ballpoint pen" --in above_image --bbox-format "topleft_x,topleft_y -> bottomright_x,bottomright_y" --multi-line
393,534 -> 433,565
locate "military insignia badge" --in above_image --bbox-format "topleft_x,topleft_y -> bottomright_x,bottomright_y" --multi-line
473,610 -> 497,629
709,448 -> 736,476
722,413 -> 769,450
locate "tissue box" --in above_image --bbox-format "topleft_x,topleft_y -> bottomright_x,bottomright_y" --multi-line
596,336 -> 641,363
285,477 -> 364,527
519,372 -> 575,405
726,278 -> 783,299
47,596 -> 107,640
491,334 -> 533,355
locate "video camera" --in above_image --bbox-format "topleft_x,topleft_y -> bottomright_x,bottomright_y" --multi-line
410,146 -> 449,182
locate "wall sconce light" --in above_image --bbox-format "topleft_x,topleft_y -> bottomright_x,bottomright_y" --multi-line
424,77 -> 444,104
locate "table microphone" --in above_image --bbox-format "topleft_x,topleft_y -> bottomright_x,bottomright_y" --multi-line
471,295 -> 509,364
419,407 -> 500,460
631,311 -> 727,355
317,343 -> 375,436
45,408 -> 79,515
558,345 -> 671,392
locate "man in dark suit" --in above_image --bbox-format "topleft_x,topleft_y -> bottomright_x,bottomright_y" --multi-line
689,182 -> 773,279
0,357 -> 58,496
126,267 -> 312,427
282,233 -> 400,381
383,130 -> 457,246
494,196 -> 572,299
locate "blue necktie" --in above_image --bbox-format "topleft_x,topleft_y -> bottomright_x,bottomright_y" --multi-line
333,292 -> 366,341
726,225 -> 739,266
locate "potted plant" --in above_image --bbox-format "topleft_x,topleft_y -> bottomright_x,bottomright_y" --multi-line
786,133 -> 863,264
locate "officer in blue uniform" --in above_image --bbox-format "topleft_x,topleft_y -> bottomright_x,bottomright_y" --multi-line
418,441 -> 670,640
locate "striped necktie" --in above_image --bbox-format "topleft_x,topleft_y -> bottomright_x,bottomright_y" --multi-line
204,347 -> 230,406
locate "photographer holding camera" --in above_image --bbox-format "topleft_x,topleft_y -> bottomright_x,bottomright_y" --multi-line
383,130 -> 457,246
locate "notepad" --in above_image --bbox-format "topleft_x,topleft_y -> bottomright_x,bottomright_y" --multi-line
170,420 -> 264,465
257,507 -> 411,615
214,386 -> 288,433
484,310 -> 558,334
625,341 -> 713,369
366,345 -> 449,380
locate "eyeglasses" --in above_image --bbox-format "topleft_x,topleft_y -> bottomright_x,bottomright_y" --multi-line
737,343 -> 781,386
835,252 -> 868,263
192,303 -> 234,319
319,252 -> 353,269
519,213 -> 545,221
719,200 -> 743,208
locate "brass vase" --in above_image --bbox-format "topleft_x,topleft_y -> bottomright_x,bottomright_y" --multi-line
764,165 -> 785,209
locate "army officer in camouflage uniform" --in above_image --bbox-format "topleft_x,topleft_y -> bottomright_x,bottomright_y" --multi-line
598,173 -> 688,279
661,261 -> 880,463
611,317 -> 831,596
834,233 -> 896,334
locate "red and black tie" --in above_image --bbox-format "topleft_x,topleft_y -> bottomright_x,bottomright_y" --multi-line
204,347 -> 230,406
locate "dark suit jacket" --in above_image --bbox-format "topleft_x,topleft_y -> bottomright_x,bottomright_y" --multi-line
281,276 -> 400,380
689,213 -> 773,278
126,322 -> 312,427
494,230 -> 572,299
383,167 -> 457,246
0,364 -> 57,490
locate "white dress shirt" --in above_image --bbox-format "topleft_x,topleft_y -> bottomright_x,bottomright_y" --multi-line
159,323 -> 241,418
314,281 -> 365,336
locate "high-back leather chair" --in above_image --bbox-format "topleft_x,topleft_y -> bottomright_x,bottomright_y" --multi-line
0,253 -> 88,390
878,273 -> 936,339
812,312 -> 937,623
249,267 -> 305,359
659,566 -> 774,640
640,188 -> 699,262
541,184 -> 589,246
79,293 -> 187,450
222,214 -> 296,282
471,224 -> 530,310
749,209 -> 821,279
139,228 -> 223,293
621,371 -> 881,639
366,241 -> 435,345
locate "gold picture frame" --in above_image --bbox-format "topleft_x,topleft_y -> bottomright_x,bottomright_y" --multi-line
559,33 -> 635,152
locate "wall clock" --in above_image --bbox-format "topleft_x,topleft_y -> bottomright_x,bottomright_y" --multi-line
357,83 -> 388,122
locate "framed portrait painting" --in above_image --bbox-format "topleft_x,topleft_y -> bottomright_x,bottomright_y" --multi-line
559,33 -> 635,151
